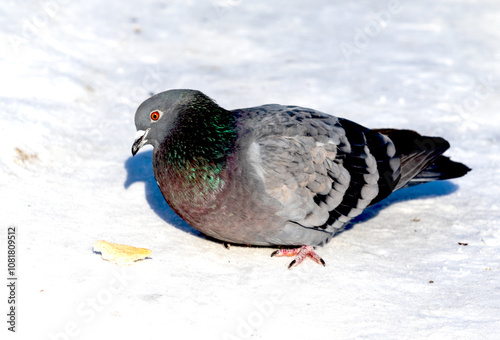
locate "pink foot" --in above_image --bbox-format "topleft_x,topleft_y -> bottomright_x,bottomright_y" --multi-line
271,245 -> 326,269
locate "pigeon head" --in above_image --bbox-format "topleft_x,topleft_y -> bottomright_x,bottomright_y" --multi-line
132,89 -> 215,156
131,89 -> 237,159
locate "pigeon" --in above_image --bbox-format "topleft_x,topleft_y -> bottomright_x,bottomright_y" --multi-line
132,89 -> 471,268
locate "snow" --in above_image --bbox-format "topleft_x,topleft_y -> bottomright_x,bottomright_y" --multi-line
2,0 -> 500,339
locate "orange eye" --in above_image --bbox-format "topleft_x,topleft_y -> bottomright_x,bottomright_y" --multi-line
150,111 -> 160,121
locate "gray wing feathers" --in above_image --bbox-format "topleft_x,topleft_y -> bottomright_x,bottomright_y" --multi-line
257,135 -> 344,226
242,106 -> 366,232
238,105 -> 399,242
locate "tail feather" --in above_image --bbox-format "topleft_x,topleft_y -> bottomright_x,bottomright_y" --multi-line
373,128 -> 471,190
402,155 -> 472,188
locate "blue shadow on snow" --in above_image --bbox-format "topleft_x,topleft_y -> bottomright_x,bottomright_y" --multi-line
124,150 -> 201,237
348,180 -> 459,228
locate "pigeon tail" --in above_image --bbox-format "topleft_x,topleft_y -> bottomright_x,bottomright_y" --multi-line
374,128 -> 471,190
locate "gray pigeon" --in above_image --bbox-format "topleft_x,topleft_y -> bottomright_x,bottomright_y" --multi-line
132,89 -> 470,268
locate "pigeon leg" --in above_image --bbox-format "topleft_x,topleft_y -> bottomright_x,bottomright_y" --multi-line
271,245 -> 326,269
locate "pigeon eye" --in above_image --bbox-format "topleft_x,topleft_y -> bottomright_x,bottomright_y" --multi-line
150,111 -> 161,121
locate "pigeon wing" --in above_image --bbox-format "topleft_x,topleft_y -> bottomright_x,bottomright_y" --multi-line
239,105 -> 397,237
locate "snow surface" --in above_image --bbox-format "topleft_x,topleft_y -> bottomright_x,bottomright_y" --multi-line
2,0 -> 500,339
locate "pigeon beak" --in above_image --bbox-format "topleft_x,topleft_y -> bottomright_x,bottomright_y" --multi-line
131,128 -> 150,156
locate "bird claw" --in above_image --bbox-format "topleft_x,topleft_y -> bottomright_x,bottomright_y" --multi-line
271,245 -> 325,268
